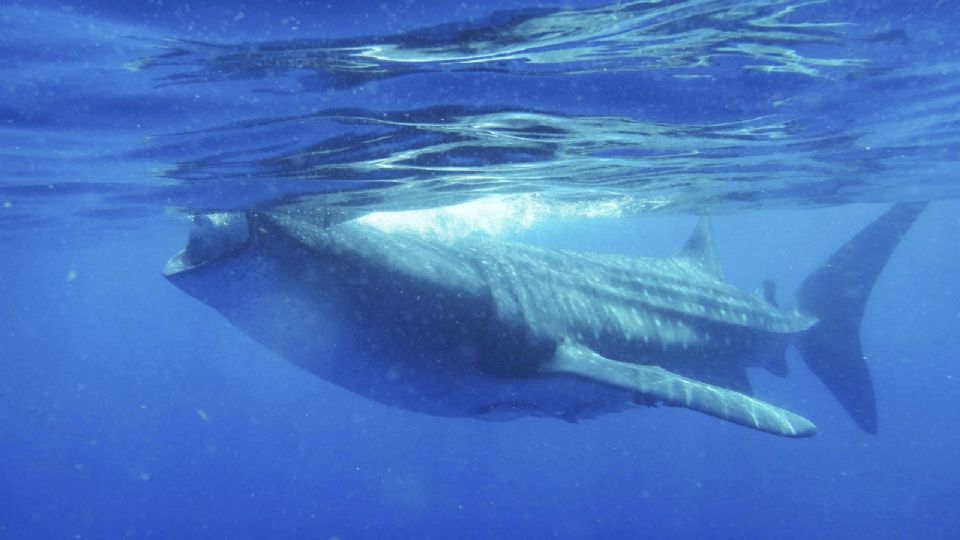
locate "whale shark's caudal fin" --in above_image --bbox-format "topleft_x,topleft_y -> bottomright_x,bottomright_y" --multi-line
795,203 -> 926,433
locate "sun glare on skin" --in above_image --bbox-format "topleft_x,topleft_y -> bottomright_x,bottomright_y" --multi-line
356,194 -> 658,240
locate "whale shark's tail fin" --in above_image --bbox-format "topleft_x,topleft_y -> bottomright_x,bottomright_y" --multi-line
795,203 -> 926,433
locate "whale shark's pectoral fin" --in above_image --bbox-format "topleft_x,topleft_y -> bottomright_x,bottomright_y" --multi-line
542,342 -> 816,438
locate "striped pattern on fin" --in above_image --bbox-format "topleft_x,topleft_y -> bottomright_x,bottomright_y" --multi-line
543,341 -> 816,438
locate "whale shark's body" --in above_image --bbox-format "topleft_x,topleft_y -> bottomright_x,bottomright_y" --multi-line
164,203 -> 924,437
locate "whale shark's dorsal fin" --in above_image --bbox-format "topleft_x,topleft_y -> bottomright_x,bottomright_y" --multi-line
761,279 -> 779,307
676,216 -> 724,280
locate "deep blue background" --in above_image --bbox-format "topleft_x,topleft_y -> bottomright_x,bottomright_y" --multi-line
2,1 -> 959,538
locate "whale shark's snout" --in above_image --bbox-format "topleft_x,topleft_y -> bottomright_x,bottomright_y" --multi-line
164,213 -> 250,276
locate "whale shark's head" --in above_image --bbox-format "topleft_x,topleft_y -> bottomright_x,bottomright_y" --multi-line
162,211 -> 368,383
164,212 -> 251,276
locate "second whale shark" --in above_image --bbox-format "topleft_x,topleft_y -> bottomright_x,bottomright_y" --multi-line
164,203 -> 925,437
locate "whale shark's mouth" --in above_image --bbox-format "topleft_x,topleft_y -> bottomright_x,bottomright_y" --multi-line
163,212 -> 251,276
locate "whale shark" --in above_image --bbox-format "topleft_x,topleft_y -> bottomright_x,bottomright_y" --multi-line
164,203 -> 925,437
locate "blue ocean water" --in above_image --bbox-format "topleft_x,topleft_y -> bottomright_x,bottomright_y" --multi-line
1,1 -> 958,538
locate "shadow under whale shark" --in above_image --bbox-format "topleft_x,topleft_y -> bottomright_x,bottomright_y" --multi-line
164,202 -> 925,437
